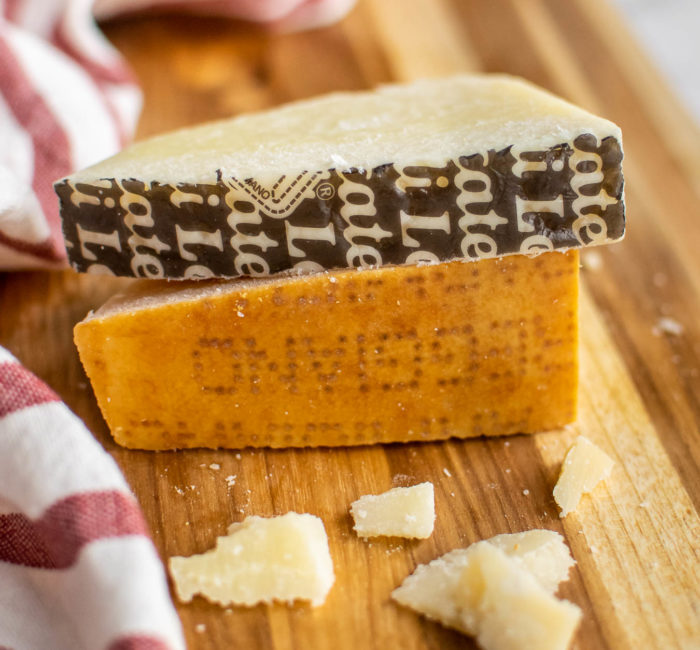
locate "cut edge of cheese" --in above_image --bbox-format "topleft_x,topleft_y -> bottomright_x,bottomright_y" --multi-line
350,482 -> 435,539
553,435 -> 615,517
168,512 -> 334,608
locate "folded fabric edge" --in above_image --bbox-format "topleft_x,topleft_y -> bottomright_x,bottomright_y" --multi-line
0,346 -> 185,650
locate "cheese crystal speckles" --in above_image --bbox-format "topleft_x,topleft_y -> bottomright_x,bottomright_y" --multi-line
457,543 -> 582,650
391,530 -> 575,636
74,251 -> 579,450
168,513 -> 334,607
350,482 -> 435,539
553,436 -> 614,517
56,75 -> 624,279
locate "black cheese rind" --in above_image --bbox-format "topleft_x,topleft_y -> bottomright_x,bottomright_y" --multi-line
56,133 -> 623,279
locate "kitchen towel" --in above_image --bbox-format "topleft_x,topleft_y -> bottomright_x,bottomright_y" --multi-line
0,345 -> 185,650
0,0 -> 356,270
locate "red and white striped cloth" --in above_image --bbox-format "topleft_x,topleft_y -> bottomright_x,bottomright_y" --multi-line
0,346 -> 185,650
0,0 -> 356,270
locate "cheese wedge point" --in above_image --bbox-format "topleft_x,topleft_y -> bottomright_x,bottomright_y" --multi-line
74,250 -> 578,450
56,74 -> 624,279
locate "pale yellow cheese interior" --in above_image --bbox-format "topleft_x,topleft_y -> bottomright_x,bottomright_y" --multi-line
457,543 -> 582,650
350,482 -> 435,539
487,530 -> 576,594
68,75 -> 621,184
168,512 -> 334,607
553,436 -> 615,517
391,529 -> 575,636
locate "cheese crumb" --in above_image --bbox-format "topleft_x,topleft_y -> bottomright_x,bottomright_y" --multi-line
443,468 -> 452,477
553,436 -> 614,517
391,530 -> 576,637
169,512 -> 335,607
350,482 -> 435,539
209,463 -> 220,470
652,317 -> 684,337
195,623 -> 206,634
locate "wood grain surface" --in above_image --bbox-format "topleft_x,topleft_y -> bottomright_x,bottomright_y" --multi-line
1,1 -> 699,649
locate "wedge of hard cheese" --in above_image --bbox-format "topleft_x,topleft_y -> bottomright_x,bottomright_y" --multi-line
74,249 -> 578,449
56,75 -> 623,279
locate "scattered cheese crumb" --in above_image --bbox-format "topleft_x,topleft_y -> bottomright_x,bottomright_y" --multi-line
235,453 -> 242,460
350,482 -> 435,539
169,513 -> 335,607
195,624 -> 206,634
652,272 -> 667,287
522,489 -> 530,496
209,463 -> 220,470
225,475 -> 237,487
443,468 -> 452,478
553,436 -> 614,517
652,317 -> 684,337
582,250 -> 603,271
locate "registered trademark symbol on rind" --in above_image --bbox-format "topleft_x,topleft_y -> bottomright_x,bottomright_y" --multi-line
315,182 -> 335,200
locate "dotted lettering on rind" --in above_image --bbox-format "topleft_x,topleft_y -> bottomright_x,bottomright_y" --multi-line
56,134 -> 624,278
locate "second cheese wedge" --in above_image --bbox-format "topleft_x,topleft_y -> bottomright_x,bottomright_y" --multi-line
56,75 -> 623,279
74,251 -> 578,450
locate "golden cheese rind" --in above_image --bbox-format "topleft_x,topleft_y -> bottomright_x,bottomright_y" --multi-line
74,251 -> 579,450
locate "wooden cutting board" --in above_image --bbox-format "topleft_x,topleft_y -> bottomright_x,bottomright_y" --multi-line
1,1 -> 699,649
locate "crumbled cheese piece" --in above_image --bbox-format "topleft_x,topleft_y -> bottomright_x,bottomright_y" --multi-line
350,482 -> 434,539
581,250 -> 603,271
169,512 -> 334,607
456,543 -> 582,650
209,463 -> 220,470
553,436 -> 614,517
652,317 -> 684,337
391,530 -> 575,636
